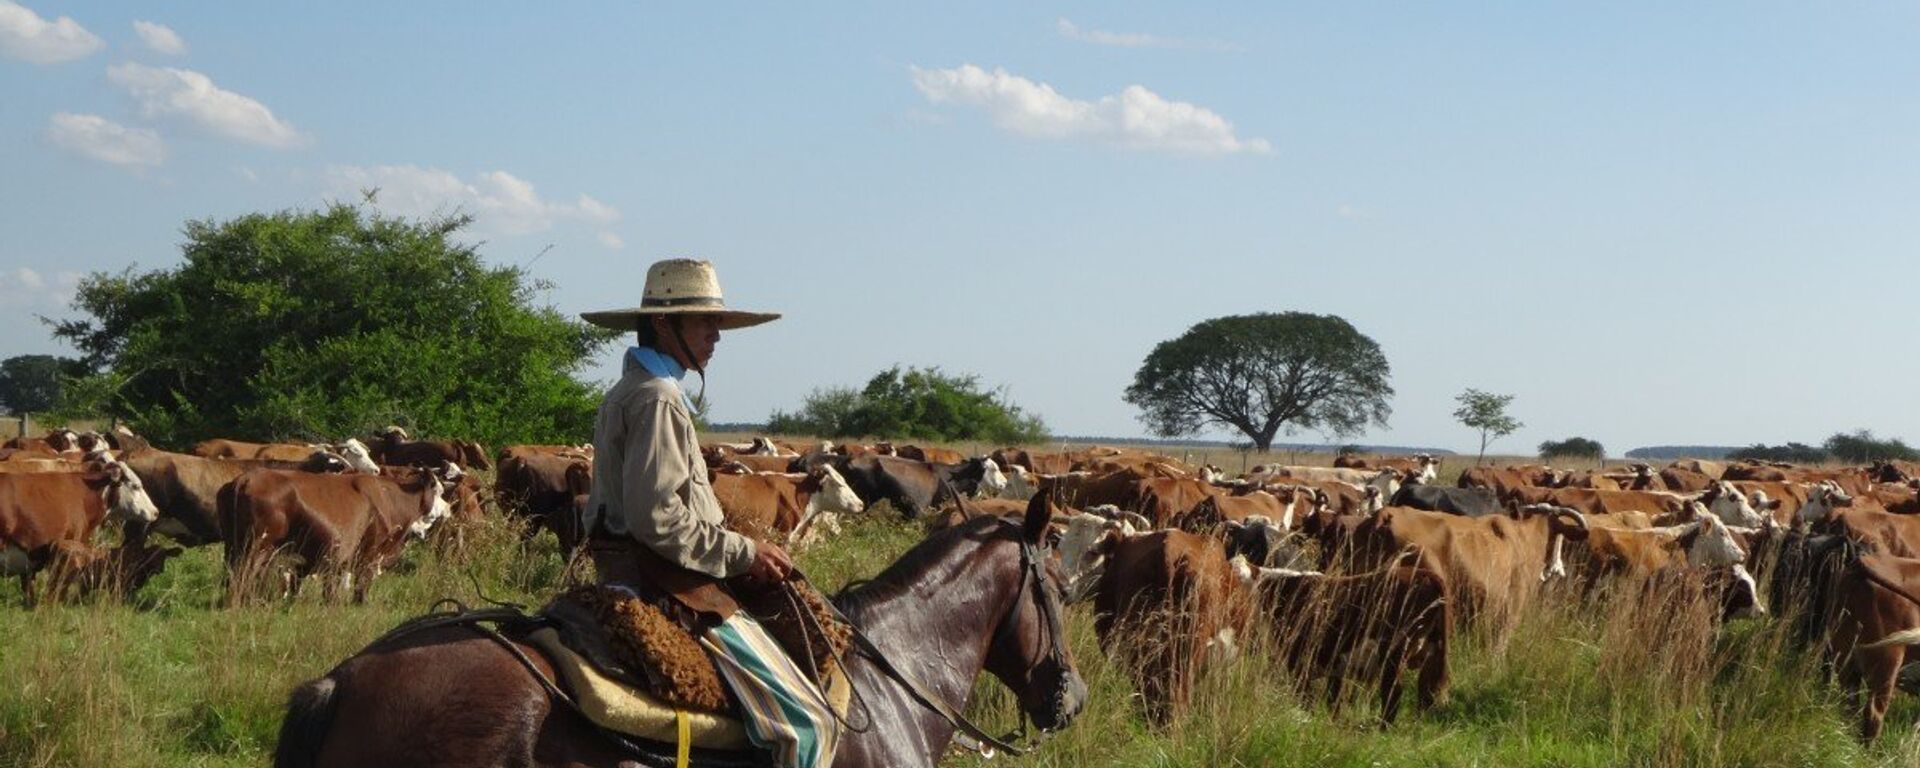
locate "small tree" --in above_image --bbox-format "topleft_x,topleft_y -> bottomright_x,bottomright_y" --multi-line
1539,436 -> 1604,461
1454,388 -> 1521,465
1124,313 -> 1393,452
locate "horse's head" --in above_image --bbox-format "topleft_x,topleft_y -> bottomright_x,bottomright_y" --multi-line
983,492 -> 1088,733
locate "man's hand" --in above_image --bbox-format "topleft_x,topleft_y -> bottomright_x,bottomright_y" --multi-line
746,541 -> 794,583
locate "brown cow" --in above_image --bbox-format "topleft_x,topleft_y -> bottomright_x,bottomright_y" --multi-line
1502,487 -> 1691,518
1135,477 -> 1224,528
1350,505 -> 1589,632
1827,554 -> 1920,740
1088,527 -> 1250,724
0,461 -> 161,605
368,427 -> 492,471
1034,468 -> 1151,511
1658,466 -> 1717,493
497,443 -> 593,463
1723,461 -> 1871,495
495,453 -> 594,544
708,465 -> 864,546
1457,464 -> 1562,494
1801,483 -> 1920,558
1237,550 -> 1450,724
220,466 -> 455,602
123,449 -> 354,548
895,444 -> 964,465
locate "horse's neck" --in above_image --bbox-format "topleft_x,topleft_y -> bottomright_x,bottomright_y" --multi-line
833,538 -> 1017,762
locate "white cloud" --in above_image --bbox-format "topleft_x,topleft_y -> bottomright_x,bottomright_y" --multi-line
107,63 -> 305,148
598,231 -> 625,250
0,0 -> 102,63
133,20 -> 186,55
0,267 -> 81,310
1336,204 -> 1370,220
46,112 -> 166,167
324,164 -> 621,236
910,64 -> 1270,155
1056,18 -> 1241,52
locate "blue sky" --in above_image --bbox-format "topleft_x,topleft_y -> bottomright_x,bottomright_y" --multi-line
4,2 -> 1918,454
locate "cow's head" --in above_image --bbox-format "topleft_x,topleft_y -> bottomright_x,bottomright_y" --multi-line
791,464 -> 862,546
101,460 -> 160,524
1795,481 -> 1854,528
1678,509 -> 1748,569
974,457 -> 1009,499
1701,481 -> 1766,528
1366,469 -> 1401,503
409,466 -> 455,538
336,438 -> 380,474
1223,514 -> 1300,569
1000,464 -> 1037,500
1056,511 -> 1133,603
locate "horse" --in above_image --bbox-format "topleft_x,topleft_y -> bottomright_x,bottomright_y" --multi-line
272,495 -> 1087,768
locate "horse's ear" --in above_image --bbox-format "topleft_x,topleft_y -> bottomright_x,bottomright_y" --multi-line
1023,491 -> 1053,545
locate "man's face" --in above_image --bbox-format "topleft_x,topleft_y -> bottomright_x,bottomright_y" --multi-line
655,313 -> 723,369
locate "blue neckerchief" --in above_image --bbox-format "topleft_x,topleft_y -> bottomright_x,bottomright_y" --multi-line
629,346 -> 698,413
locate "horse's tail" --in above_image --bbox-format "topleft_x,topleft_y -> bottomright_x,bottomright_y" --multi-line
273,675 -> 338,768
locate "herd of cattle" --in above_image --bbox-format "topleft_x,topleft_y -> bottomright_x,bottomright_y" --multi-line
8,425 -> 1920,741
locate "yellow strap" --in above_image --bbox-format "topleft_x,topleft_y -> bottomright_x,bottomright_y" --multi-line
675,710 -> 691,768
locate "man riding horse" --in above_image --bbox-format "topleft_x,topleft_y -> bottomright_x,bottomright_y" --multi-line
579,259 -> 836,768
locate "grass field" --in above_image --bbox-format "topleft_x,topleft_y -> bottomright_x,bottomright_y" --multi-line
3,447 -> 1918,766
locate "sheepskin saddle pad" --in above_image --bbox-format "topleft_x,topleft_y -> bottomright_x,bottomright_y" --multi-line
540,584 -> 853,717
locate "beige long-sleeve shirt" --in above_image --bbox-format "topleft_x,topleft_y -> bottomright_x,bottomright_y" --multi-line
584,354 -> 757,579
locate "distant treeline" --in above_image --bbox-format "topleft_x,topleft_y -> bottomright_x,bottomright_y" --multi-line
1623,446 -> 1739,460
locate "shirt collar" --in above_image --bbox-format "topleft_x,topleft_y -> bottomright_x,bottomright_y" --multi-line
629,345 -> 686,381
628,346 -> 699,414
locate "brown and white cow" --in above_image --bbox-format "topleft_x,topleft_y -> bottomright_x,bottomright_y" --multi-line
219,465 -> 454,602
0,460 -> 161,605
710,465 -> 864,547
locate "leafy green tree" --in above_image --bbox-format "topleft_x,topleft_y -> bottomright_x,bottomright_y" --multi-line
1539,436 -> 1604,461
1824,429 -> 1919,463
1454,389 -> 1521,465
0,354 -> 83,414
52,204 -> 618,447
768,366 -> 1048,444
1123,313 -> 1393,452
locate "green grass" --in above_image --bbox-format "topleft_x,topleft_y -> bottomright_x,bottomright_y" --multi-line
5,492 -> 1920,766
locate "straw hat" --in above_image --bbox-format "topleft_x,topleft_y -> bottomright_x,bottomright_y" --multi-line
580,259 -> 781,331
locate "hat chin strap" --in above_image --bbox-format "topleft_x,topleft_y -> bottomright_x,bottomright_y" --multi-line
665,317 -> 708,410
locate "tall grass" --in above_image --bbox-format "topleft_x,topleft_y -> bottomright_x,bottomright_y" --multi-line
5,482 -> 1920,765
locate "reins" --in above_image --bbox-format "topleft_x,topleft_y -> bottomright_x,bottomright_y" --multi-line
787,518 -> 1064,757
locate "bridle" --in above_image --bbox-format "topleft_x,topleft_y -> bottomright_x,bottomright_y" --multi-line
807,518 -> 1072,757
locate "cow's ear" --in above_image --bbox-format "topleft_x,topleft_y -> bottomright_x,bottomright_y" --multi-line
1023,492 -> 1053,545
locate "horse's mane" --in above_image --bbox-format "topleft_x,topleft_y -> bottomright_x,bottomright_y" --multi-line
832,514 -> 1015,617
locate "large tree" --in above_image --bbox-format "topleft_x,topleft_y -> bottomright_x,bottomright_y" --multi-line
1123,312 -> 1393,452
53,204 -> 618,447
0,354 -> 83,415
